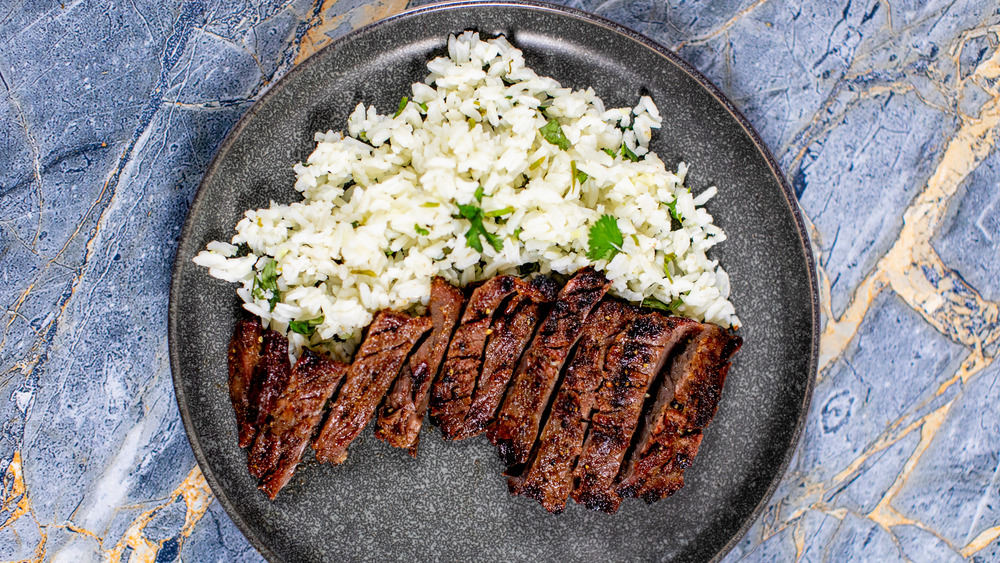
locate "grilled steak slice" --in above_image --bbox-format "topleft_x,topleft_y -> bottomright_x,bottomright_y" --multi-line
509,301 -> 636,513
489,267 -> 611,467
430,276 -> 526,440
617,325 -> 742,503
229,318 -> 263,448
313,311 -> 432,464
248,350 -> 348,498
249,329 -> 292,440
457,276 -> 559,440
376,278 -> 464,455
571,313 -> 697,513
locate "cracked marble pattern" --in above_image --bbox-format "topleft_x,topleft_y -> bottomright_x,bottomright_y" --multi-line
0,0 -> 997,561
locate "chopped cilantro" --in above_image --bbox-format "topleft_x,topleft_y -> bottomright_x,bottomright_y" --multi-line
630,234 -> 640,245
418,101 -> 428,112
662,253 -> 675,282
351,220 -> 360,228
529,157 -> 545,170
485,206 -> 514,218
571,161 -> 588,186
351,269 -> 376,277
415,224 -> 430,236
289,316 -> 324,336
603,147 -> 617,158
474,186 -> 485,203
394,96 -> 409,118
420,201 -> 440,208
621,142 -> 639,162
252,258 -> 280,310
468,117 -> 477,130
641,297 -> 670,312
518,262 -> 541,276
513,227 -> 523,240
539,119 -> 571,150
457,203 -> 503,253
665,199 -> 682,222
586,214 -> 624,261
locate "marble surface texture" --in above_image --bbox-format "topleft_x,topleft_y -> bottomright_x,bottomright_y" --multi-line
0,0 -> 997,561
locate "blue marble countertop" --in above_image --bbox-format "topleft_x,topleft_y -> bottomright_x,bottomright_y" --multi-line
1,0 -> 998,561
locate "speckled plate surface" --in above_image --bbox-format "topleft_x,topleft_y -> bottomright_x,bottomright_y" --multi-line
169,2 -> 818,562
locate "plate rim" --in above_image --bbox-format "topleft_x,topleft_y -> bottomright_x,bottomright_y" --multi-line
168,2 -> 820,561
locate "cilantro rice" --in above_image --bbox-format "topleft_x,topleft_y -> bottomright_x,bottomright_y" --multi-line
194,31 -> 739,360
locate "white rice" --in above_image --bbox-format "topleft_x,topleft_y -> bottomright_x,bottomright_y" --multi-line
194,31 -> 739,360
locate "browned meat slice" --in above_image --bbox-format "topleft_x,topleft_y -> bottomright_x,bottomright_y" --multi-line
248,329 -> 292,440
228,317 -> 263,448
456,276 -> 558,440
571,313 -> 698,513
509,300 -> 637,513
617,324 -> 742,503
248,349 -> 348,498
488,267 -> 611,467
376,278 -> 464,455
430,276 -> 526,440
313,311 -> 432,465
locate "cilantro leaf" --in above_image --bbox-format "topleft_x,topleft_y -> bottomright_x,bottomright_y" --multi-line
421,201 -> 440,208
289,316 -> 324,336
394,96 -> 409,118
457,203 -> 502,253
602,147 -> 617,158
415,224 -> 429,236
665,199 -> 682,223
586,214 -> 624,261
662,253 -> 675,282
474,186 -> 484,203
621,142 -> 639,162
641,298 -> 670,312
539,119 -> 571,150
529,157 -> 545,170
418,101 -> 428,112
571,161 -> 588,186
252,258 -> 280,310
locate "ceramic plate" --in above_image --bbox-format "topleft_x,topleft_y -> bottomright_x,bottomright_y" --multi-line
169,2 -> 818,561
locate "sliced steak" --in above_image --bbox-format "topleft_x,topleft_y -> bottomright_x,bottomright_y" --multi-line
430,276 -> 525,440
457,276 -> 558,440
248,329 -> 292,440
617,324 -> 742,503
488,267 -> 611,467
228,317 -> 263,448
313,311 -> 432,464
376,277 -> 464,455
509,300 -> 636,513
248,349 -> 348,498
571,313 -> 697,513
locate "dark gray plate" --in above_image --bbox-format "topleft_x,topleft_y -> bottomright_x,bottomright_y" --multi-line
169,2 -> 818,562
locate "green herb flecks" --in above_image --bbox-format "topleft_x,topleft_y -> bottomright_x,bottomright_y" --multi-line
474,186 -> 485,203
529,157 -> 545,170
289,316 -> 324,336
665,199 -> 682,223
394,96 -> 409,118
351,269 -> 377,277
457,203 -> 503,253
603,147 -> 617,158
621,142 -> 639,162
662,253 -> 675,282
484,206 -> 514,218
252,258 -> 280,311
420,201 -> 440,208
571,161 -> 588,186
539,119 -> 571,150
641,297 -> 683,312
415,224 -> 430,236
418,101 -> 428,113
586,214 -> 624,262
513,227 -> 523,240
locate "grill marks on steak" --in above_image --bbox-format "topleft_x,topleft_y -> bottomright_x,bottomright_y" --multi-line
617,325 -> 742,503
489,267 -> 611,467
228,318 -> 264,448
376,277 -> 464,455
312,311 -> 432,465
227,270 -> 741,512
570,313 -> 698,514
509,301 -> 637,513
458,276 -> 559,440
430,276 -> 526,440
247,329 -> 292,445
248,349 -> 348,499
